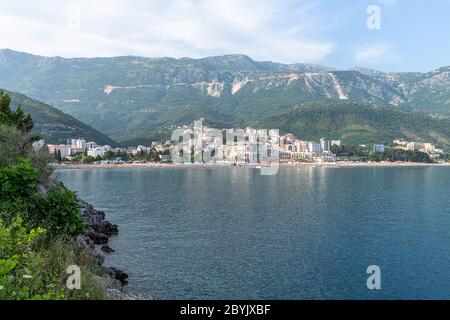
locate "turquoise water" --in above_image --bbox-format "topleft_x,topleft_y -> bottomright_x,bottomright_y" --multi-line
55,167 -> 450,300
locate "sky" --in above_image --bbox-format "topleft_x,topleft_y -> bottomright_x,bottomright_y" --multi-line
0,0 -> 449,72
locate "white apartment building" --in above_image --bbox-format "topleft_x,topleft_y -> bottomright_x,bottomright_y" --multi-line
320,138 -> 331,153
308,142 -> 321,154
47,144 -> 71,159
86,141 -> 98,149
314,152 -> 337,163
294,140 -> 309,153
87,147 -> 102,158
87,145 -> 112,158
407,142 -> 422,151
67,138 -> 86,149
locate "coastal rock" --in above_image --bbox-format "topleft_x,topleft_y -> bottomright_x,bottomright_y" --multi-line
75,235 -> 104,264
96,210 -> 106,219
101,244 -> 115,253
75,197 -> 143,295
103,267 -> 129,285
91,251 -> 105,266
87,231 -> 109,244
94,271 -> 153,300
92,275 -> 123,291
95,220 -> 119,236
75,234 -> 95,250
77,198 -> 119,245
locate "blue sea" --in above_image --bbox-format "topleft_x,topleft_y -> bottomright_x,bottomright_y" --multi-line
55,167 -> 450,299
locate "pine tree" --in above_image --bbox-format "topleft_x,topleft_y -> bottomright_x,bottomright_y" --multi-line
0,91 -> 34,133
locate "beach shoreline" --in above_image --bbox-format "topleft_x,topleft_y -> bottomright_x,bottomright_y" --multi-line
52,161 -> 450,170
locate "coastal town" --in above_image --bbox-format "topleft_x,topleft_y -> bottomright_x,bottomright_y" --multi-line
34,123 -> 448,167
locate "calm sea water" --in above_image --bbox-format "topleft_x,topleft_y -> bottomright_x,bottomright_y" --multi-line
55,167 -> 450,300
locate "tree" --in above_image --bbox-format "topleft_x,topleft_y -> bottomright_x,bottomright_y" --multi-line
56,150 -> 62,162
83,156 -> 95,164
102,150 -> 115,160
144,148 -> 161,162
0,92 -> 34,133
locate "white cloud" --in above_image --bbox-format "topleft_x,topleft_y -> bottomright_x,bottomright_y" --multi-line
355,43 -> 393,63
379,0 -> 397,6
0,0 -> 334,63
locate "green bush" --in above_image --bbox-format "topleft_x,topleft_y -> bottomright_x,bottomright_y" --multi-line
0,160 -> 84,237
29,149 -> 54,186
36,187 -> 85,237
0,216 -> 64,300
0,158 -> 39,201
0,124 -> 25,167
0,159 -> 40,226
0,216 -> 106,300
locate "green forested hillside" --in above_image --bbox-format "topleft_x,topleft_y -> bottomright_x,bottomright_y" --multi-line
255,103 -> 450,147
1,89 -> 117,145
122,102 -> 450,149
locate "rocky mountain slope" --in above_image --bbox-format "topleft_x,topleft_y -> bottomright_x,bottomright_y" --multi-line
1,49 -> 450,146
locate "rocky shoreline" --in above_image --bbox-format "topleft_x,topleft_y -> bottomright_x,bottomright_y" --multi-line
75,198 -> 152,300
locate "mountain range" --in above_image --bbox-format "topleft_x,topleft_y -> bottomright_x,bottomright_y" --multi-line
1,49 -> 450,148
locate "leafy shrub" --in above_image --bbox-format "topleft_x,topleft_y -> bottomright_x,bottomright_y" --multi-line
0,216 -> 64,300
35,187 -> 85,237
0,217 -> 106,300
0,124 -> 25,167
0,159 -> 84,237
0,158 -> 39,201
29,149 -> 54,187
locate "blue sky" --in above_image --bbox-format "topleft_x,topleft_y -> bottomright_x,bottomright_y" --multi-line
0,0 -> 448,72
321,0 -> 450,72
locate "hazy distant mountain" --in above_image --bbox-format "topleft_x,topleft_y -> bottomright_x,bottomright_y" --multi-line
1,89 -> 117,145
1,49 -> 450,146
